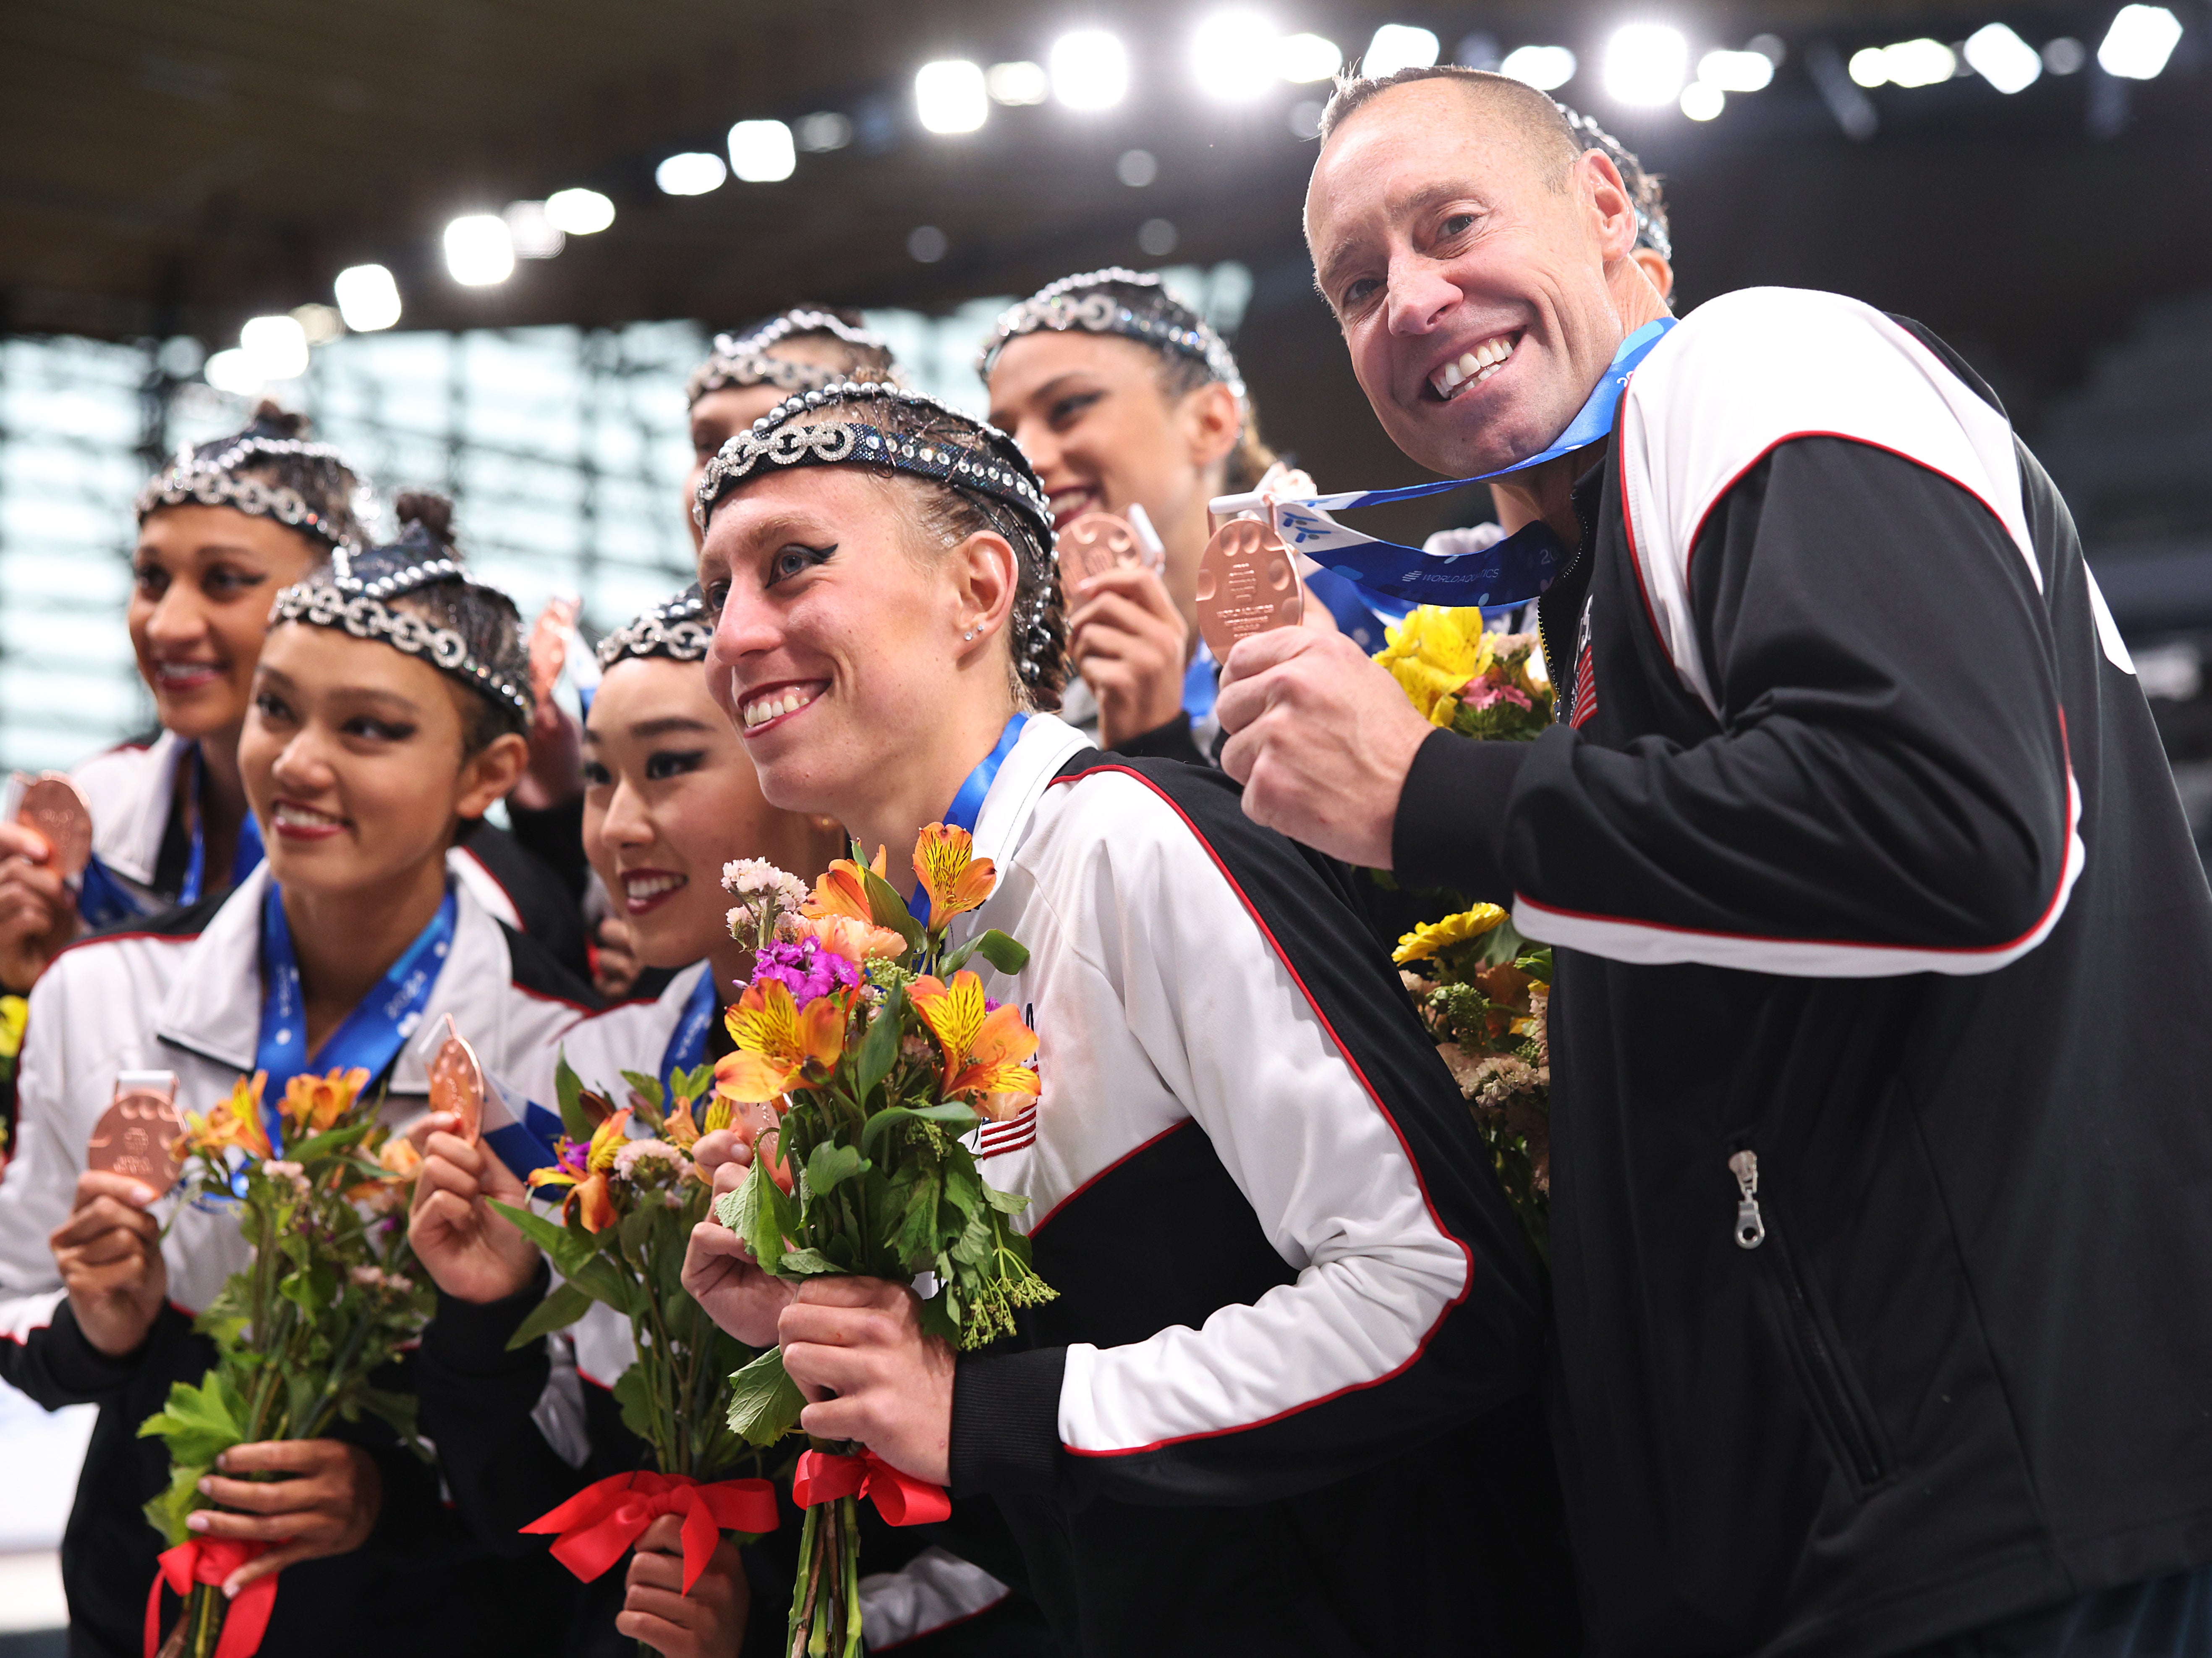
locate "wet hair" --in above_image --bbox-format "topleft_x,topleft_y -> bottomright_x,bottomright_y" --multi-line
137,399 -> 369,555
687,306 -> 900,408
1560,107 -> 1672,262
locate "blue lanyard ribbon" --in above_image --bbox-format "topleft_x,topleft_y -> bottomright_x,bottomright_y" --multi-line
660,967 -> 719,1082
255,882 -> 457,1150
1266,319 -> 1676,606
913,713 -> 1027,923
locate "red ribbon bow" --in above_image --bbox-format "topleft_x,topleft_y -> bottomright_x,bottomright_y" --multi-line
144,1540 -> 277,1658
521,1471 -> 779,1593
792,1448 -> 952,1526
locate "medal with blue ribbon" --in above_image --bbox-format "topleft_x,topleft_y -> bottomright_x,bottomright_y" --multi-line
1213,319 -> 1676,608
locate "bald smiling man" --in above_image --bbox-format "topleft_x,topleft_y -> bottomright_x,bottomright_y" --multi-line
1217,65 -> 2212,1658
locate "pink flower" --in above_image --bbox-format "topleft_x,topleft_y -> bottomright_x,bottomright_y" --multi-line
1461,677 -> 1532,712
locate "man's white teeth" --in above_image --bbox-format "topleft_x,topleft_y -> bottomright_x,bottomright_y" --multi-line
1431,333 -> 1519,398
625,873 -> 686,900
741,687 -> 819,729
273,802 -> 342,828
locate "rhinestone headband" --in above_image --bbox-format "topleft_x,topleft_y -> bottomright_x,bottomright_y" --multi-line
977,267 -> 1246,398
269,529 -> 532,733
687,309 -> 899,406
596,584 -> 711,671
136,433 -> 361,550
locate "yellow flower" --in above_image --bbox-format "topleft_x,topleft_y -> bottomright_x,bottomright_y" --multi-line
280,1067 -> 370,1138
803,846 -> 890,925
908,971 -> 1041,1118
1393,904 -> 1510,966
714,980 -> 849,1105
1376,606 -> 1496,727
585,1108 -> 633,1172
913,823 -> 996,922
0,996 -> 27,1061
375,1135 -> 422,1180
182,1071 -> 273,1160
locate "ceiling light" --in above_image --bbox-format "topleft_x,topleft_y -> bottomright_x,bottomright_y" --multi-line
1679,81 -> 1725,119
1499,44 -> 1577,89
794,113 -> 853,152
290,303 -> 343,346
1117,148 -> 1158,186
332,264 -> 401,332
1747,34 -> 1786,65
1276,32 -> 1341,82
2042,36 -> 2086,73
728,120 -> 796,181
204,349 -> 260,397
1363,24 -> 1439,77
1698,48 -> 1773,92
1603,24 -> 1690,106
443,214 -> 515,285
1880,38 -> 1958,88
986,61 -> 1049,104
503,201 -> 564,259
1050,29 -> 1129,109
1848,48 -> 1889,87
907,224 -> 948,263
239,314 -> 309,380
544,187 -> 614,234
655,152 -> 726,195
1288,98 -> 1325,138
1192,10 -> 1281,101
2099,5 -> 2183,78
1138,217 -> 1178,257
915,60 -> 988,133
1964,23 -> 2042,93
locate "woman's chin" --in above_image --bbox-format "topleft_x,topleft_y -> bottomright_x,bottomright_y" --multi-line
151,687 -> 245,741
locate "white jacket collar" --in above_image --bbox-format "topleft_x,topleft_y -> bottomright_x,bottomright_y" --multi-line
970,713 -> 1093,873
76,731 -> 189,886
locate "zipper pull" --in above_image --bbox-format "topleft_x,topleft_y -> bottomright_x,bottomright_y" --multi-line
1728,1150 -> 1765,1249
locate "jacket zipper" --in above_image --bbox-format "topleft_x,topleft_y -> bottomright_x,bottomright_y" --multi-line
1535,484 -> 1597,723
1728,1149 -> 1886,1487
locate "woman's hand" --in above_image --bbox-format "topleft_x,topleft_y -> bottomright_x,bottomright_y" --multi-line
1068,566 -> 1190,749
779,1278 -> 955,1488
189,1439 -> 381,1591
680,1131 -> 795,1347
618,1513 -> 750,1658
592,917 -> 644,1001
0,821 -> 79,993
407,1113 -> 541,1304
49,1170 -> 166,1357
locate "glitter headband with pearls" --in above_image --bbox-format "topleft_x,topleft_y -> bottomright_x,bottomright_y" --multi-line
268,526 -> 533,733
977,267 -> 1246,399
686,309 -> 899,407
135,432 -> 361,550
596,584 -> 711,671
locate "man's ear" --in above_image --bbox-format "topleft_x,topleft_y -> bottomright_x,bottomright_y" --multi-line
1577,149 -> 1642,265
456,731 -> 530,823
1180,380 -> 1244,472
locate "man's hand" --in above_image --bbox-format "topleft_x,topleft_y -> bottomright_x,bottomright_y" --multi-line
618,1513 -> 750,1658
0,822 -> 79,993
779,1278 -> 954,1487
680,1130 -> 795,1347
188,1439 -> 381,1592
1068,566 -> 1189,749
407,1113 -> 540,1305
1215,628 -> 1435,868
50,1170 -> 166,1358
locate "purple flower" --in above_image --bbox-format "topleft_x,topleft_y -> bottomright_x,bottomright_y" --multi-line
751,938 -> 862,1010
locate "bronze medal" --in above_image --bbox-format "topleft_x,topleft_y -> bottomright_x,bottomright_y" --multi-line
1058,513 -> 1143,587
427,1014 -> 485,1142
86,1072 -> 183,1196
1195,518 -> 1304,660
16,772 -> 92,880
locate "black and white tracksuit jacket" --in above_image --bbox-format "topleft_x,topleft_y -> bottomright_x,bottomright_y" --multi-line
942,715 -> 1575,1656
0,867 -> 597,1658
1391,286 -> 2212,1658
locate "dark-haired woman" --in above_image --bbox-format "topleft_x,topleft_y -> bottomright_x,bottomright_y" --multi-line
0,499 -> 599,1658
679,382 -> 1574,1656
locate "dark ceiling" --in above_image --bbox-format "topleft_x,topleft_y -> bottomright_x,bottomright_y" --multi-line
4,0 -> 2207,533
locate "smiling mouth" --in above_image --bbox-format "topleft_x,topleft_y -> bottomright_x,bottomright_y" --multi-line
740,683 -> 825,733
1048,487 -> 1101,526
1428,331 -> 1523,401
622,870 -> 688,914
152,661 -> 224,689
270,800 -> 347,838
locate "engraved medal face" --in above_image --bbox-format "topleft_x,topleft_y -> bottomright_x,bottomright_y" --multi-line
427,1015 -> 485,1142
86,1078 -> 183,1196
528,596 -> 580,712
16,773 -> 92,880
1058,513 -> 1143,587
1195,519 -> 1304,659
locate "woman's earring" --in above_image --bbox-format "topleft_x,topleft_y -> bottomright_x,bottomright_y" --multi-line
962,626 -> 977,642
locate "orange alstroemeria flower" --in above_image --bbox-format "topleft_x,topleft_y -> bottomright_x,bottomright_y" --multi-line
662,1093 -> 702,1152
803,845 -> 890,925
714,980 -> 848,1106
526,1110 -> 631,1234
183,1071 -> 273,1160
784,910 -> 907,966
907,972 -> 1040,1120
280,1067 -> 371,1138
912,824 -> 995,923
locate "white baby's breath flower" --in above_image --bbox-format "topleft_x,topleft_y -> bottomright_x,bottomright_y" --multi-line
614,1138 -> 684,1180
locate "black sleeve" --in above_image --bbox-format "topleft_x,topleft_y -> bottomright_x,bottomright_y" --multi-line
505,798 -> 591,899
0,1298 -> 196,1407
1109,710 -> 1208,766
465,823 -> 596,986
1392,439 -> 2072,958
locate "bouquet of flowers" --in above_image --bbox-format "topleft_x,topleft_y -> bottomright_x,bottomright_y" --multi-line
486,1056 -> 778,1604
139,1068 -> 429,1658
710,832 -> 1054,1658
1375,608 -> 1553,740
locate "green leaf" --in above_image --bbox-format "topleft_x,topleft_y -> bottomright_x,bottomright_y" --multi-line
506,1280 -> 595,1349
137,1369 -> 246,1467
142,1460 -> 209,1548
941,929 -> 1030,977
853,981 -> 905,1102
859,865 -> 926,954
861,1102 -> 978,1158
775,1247 -> 840,1276
981,1180 -> 1031,1216
724,1346 -> 806,1447
1475,917 -> 1530,970
611,1362 -> 658,1447
715,1153 -> 785,1274
673,1062 -> 715,1108
554,1053 -> 591,1143
803,1141 -> 866,1199
620,1070 -> 665,1111
487,1199 -> 598,1282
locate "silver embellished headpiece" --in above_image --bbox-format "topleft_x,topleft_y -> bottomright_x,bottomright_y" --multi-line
596,585 -> 711,671
686,309 -> 900,407
977,268 -> 1246,399
268,523 -> 532,734
693,380 -> 1061,687
135,429 -> 363,551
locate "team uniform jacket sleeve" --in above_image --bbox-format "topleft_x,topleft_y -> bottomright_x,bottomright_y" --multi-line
1394,294 -> 2077,978
954,763 -> 1548,1506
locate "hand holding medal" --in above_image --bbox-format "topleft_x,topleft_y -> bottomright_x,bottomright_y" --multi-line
427,1013 -> 485,1142
0,772 -> 91,992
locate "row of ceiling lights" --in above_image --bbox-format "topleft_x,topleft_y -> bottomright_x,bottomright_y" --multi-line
197,5 -> 2189,398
